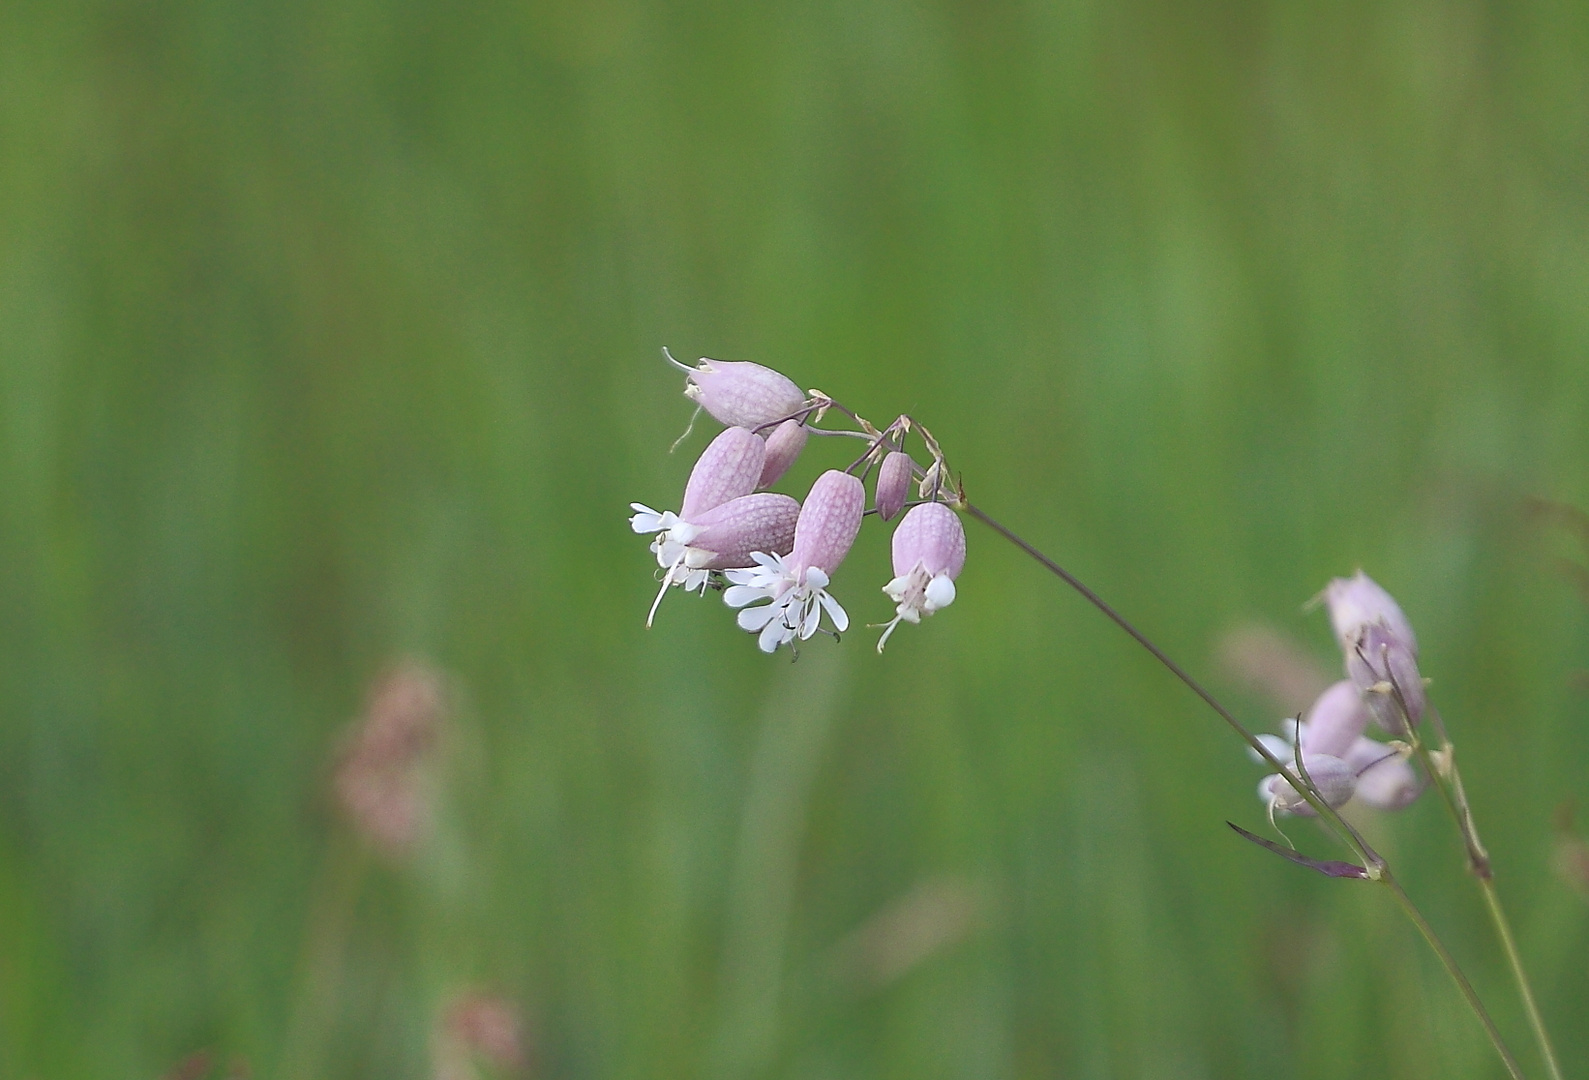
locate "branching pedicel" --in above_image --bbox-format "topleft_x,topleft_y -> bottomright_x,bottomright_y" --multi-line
630,351 -> 1563,1080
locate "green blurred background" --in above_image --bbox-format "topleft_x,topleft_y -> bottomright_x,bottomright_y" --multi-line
4,0 -> 1589,1076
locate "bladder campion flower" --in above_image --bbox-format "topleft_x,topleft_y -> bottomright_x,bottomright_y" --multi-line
630,426 -> 798,625
1250,670 -> 1424,815
664,348 -> 807,429
1347,621 -> 1425,732
724,470 -> 865,653
875,501 -> 966,652
1323,570 -> 1419,656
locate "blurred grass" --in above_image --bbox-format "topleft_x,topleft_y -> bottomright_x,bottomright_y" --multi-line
3,0 -> 1589,1076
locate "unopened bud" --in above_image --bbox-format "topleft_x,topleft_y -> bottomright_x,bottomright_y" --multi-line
1323,571 -> 1419,656
666,349 -> 806,429
758,419 -> 808,488
682,493 -> 800,569
1261,754 -> 1357,815
792,470 -> 865,576
1298,680 -> 1370,758
1346,623 -> 1424,732
681,426 -> 764,521
874,452 -> 914,522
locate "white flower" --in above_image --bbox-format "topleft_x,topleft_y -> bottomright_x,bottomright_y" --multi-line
629,496 -> 800,627
874,567 -> 957,651
723,552 -> 851,653
1249,717 -> 1421,814
874,502 -> 966,652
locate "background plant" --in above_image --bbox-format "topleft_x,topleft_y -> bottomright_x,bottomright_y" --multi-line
2,0 -> 1589,1076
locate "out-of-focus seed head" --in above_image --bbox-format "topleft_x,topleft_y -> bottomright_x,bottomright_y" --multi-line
1298,680 -> 1370,759
434,990 -> 529,1080
758,419 -> 808,488
680,426 -> 764,521
334,660 -> 445,859
890,502 -> 966,581
874,451 -> 914,522
666,349 -> 807,429
1346,623 -> 1425,732
682,493 -> 800,569
1261,755 -> 1357,815
1323,571 -> 1419,656
791,470 -> 866,576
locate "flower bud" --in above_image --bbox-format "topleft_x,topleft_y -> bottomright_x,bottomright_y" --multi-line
1260,754 -> 1357,815
1298,680 -> 1370,759
680,426 -> 765,521
1345,622 -> 1425,732
791,470 -> 865,576
758,419 -> 808,488
1345,738 -> 1421,810
1323,571 -> 1418,656
666,349 -> 807,429
874,451 -> 914,522
681,493 -> 800,569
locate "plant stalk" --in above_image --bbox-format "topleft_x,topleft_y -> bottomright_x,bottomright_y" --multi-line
1409,735 -> 1563,1080
1478,877 -> 1563,1080
963,502 -> 1528,1078
1379,871 -> 1527,1080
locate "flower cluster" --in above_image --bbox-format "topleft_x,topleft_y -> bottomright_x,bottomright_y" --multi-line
630,352 -> 968,653
1252,572 -> 1425,816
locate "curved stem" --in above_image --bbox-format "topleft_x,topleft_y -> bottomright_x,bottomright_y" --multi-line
1379,872 -> 1527,1080
1478,877 -> 1564,1080
963,501 -> 1529,1078
962,503 -> 1376,860
1410,737 -> 1563,1080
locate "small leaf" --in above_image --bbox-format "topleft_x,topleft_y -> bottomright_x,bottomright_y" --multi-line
1227,822 -> 1370,880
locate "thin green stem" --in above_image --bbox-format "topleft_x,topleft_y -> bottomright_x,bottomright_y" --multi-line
964,502 -> 1530,1078
1380,872 -> 1527,1080
1411,739 -> 1490,877
963,502 -> 1375,860
1410,737 -> 1564,1080
1480,877 -> 1564,1080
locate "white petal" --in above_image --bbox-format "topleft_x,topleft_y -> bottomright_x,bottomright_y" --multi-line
655,539 -> 687,567
804,567 -> 830,589
737,604 -> 779,631
924,574 -> 956,611
629,504 -> 664,533
800,598 -> 822,639
723,585 -> 767,608
819,590 -> 849,632
758,618 -> 789,652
